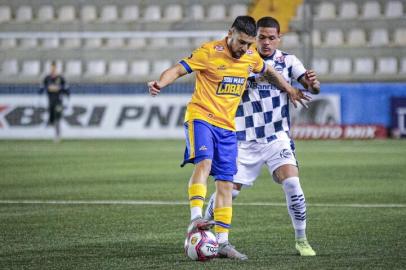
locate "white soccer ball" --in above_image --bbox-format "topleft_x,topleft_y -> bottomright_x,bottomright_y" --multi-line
184,230 -> 218,261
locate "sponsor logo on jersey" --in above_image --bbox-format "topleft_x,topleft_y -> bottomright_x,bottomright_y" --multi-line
280,148 -> 292,158
48,83 -> 61,92
246,49 -> 253,55
216,76 -> 246,96
199,145 -> 207,151
275,65 -> 284,73
214,45 -> 224,51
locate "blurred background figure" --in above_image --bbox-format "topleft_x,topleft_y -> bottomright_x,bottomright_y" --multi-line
39,61 -> 70,142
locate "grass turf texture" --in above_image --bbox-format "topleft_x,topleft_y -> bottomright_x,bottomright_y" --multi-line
0,140 -> 405,269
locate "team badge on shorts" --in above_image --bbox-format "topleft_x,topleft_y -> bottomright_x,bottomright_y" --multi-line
280,149 -> 292,158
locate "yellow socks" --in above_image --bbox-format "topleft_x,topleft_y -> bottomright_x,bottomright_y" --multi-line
188,184 -> 207,219
214,207 -> 232,233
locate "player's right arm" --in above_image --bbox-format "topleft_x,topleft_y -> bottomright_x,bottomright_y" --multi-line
39,77 -> 47,94
148,45 -> 209,97
148,63 -> 187,96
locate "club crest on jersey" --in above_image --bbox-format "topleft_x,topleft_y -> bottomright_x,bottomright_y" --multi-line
275,55 -> 285,63
214,45 -> 224,51
216,76 -> 246,96
248,65 -> 253,73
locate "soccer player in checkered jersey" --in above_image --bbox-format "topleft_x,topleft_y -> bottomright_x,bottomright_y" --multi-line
204,16 -> 320,256
148,16 -> 309,260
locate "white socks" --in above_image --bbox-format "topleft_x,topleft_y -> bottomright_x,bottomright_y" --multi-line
216,232 -> 229,244
190,207 -> 202,221
282,177 -> 307,239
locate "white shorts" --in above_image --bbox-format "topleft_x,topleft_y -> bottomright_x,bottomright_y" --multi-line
233,139 -> 298,187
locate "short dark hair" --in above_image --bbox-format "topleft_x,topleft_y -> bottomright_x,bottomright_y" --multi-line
257,16 -> 280,34
231,16 -> 257,37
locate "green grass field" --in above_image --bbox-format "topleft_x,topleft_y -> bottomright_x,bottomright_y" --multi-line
0,140 -> 405,270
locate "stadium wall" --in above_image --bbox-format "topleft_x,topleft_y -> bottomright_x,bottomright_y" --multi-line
0,82 -> 405,139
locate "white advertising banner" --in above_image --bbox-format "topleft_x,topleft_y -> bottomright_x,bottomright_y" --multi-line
0,94 -> 341,139
0,95 -> 190,139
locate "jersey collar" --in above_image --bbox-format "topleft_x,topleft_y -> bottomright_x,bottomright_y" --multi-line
259,49 -> 277,61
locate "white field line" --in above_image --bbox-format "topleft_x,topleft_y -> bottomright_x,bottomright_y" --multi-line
0,200 -> 405,208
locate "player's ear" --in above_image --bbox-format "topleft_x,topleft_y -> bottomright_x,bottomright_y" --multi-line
228,28 -> 234,38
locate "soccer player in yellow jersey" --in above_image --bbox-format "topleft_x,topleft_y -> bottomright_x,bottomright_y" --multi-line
148,16 -> 308,260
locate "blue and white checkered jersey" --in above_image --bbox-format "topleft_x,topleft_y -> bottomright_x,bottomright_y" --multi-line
235,49 -> 307,143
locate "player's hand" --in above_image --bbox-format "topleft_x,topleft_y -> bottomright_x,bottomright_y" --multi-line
148,81 -> 161,97
305,70 -> 320,94
288,88 -> 311,108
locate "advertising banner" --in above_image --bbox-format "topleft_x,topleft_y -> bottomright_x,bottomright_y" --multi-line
391,97 -> 406,138
292,125 -> 387,139
0,95 -> 189,139
1,93 -> 371,139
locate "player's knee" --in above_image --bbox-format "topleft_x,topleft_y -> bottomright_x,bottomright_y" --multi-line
232,183 -> 242,199
196,159 -> 211,170
194,159 -> 212,175
274,165 -> 299,183
233,183 -> 242,191
216,180 -> 233,196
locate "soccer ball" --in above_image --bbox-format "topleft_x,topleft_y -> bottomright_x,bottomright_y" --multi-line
184,230 -> 218,261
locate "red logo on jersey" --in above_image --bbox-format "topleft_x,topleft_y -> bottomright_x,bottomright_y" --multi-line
214,45 -> 224,51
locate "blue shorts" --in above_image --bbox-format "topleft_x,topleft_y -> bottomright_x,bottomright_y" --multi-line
181,119 -> 237,181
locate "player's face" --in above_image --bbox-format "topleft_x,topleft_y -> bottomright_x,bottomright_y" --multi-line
50,65 -> 57,76
227,29 -> 255,59
256,27 -> 280,57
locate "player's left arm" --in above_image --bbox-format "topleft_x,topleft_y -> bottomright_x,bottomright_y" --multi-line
263,64 -> 310,108
298,69 -> 320,95
61,76 -> 70,97
39,77 -> 46,95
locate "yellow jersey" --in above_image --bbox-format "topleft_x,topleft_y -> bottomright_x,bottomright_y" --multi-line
179,38 -> 266,131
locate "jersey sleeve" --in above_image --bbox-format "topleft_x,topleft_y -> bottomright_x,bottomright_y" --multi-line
252,51 -> 266,74
179,45 -> 210,74
60,76 -> 70,95
39,77 -> 47,94
290,55 -> 307,81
